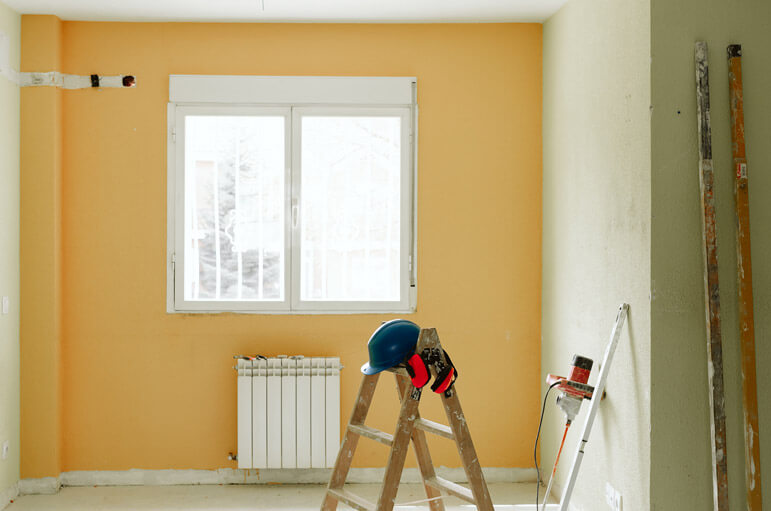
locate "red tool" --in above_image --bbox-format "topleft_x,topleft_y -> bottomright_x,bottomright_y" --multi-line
538,354 -> 595,510
546,355 -> 594,424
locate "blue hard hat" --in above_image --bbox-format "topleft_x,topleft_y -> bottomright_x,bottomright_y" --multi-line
361,319 -> 421,375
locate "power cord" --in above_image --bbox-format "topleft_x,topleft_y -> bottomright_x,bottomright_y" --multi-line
534,380 -> 561,511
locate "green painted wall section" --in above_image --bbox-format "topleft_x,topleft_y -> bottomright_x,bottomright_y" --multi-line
650,0 -> 771,508
542,0 -> 651,509
0,0 -> 20,501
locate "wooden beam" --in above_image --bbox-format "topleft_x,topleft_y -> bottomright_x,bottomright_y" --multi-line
327,489 -> 375,511
321,373 -> 379,511
395,375 -> 445,511
694,41 -> 730,511
348,424 -> 394,447
425,476 -> 475,504
421,329 -> 495,511
375,368 -> 422,511
727,43 -> 763,510
415,418 -> 455,441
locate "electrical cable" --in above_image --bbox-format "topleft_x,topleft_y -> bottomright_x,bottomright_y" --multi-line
535,380 -> 561,511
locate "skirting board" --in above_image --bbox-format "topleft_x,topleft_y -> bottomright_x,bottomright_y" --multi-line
0,482 -> 19,511
19,467 -> 535,495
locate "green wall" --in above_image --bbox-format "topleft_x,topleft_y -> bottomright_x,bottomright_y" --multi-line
650,0 -> 771,508
542,0 -> 651,509
0,0 -> 20,505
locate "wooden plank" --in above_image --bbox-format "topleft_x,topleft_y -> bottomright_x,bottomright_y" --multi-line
374,330 -> 431,511
321,373 -> 379,511
415,418 -> 455,441
326,489 -> 376,511
727,43 -> 763,511
348,424 -> 394,447
425,476 -> 475,504
421,329 -> 494,511
695,41 -> 730,511
396,374 -> 445,511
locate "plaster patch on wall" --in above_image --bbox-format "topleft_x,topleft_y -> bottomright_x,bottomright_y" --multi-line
18,72 -> 136,89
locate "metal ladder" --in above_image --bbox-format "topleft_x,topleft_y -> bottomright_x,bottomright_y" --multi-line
321,328 -> 493,511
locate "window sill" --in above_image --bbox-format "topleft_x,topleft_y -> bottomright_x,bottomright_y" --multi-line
166,307 -> 416,315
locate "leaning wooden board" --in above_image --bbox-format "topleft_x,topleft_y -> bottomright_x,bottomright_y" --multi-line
694,41 -> 730,511
727,43 -> 763,510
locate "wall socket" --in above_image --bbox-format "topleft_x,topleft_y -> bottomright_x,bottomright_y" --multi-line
1,440 -> 8,460
605,482 -> 622,511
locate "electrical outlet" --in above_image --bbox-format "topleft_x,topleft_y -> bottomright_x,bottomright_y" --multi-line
1,440 -> 9,460
605,483 -> 614,507
605,482 -> 622,511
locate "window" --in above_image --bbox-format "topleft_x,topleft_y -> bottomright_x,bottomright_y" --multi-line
167,76 -> 417,313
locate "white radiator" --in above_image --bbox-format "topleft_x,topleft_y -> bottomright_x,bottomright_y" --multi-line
236,356 -> 341,469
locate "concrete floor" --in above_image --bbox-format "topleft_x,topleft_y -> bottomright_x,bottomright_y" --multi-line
7,483 -> 556,510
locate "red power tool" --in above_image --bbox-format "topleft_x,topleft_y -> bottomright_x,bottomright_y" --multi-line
546,355 -> 594,424
538,355 -> 596,510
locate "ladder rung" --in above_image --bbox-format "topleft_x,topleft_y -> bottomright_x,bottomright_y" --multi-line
349,424 -> 394,447
415,418 -> 454,440
327,488 -> 376,511
425,476 -> 475,504
386,366 -> 410,377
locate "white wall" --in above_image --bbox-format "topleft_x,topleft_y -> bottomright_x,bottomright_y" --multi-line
0,0 -> 20,506
650,0 -> 771,508
542,0 -> 651,509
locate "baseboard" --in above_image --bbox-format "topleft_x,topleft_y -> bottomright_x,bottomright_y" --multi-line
19,467 -> 536,494
0,482 -> 19,510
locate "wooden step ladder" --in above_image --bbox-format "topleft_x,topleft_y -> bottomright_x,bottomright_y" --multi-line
321,328 -> 494,511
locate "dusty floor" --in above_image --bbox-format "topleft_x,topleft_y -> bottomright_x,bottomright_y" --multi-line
7,482 -> 557,510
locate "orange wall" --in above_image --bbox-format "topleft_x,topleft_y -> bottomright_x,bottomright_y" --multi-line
22,19 -> 542,476
20,15 -> 63,479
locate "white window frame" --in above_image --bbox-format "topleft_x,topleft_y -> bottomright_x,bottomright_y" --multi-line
166,76 -> 418,314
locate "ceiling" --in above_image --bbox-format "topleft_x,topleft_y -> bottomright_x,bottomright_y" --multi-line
3,0 -> 567,23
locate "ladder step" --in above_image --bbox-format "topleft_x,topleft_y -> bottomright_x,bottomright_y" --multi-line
348,424 -> 394,447
327,488 -> 376,511
415,418 -> 455,440
425,476 -> 476,504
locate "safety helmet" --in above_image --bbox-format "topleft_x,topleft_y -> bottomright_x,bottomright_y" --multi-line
361,319 -> 421,375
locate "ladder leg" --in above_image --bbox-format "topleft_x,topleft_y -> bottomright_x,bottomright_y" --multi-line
395,374 -> 445,511
322,373 -> 380,511
376,379 -> 422,511
441,387 -> 494,511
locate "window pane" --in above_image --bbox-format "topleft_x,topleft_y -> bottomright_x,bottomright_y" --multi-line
184,115 -> 285,301
300,116 -> 401,302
